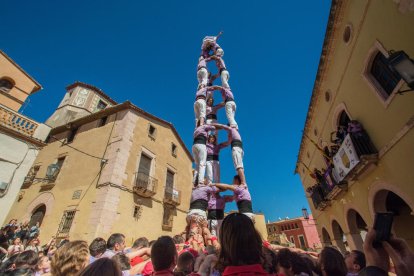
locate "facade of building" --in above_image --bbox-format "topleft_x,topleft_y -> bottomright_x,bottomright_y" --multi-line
295,0 -> 414,252
267,216 -> 321,250
5,82 -> 193,243
0,50 -> 51,225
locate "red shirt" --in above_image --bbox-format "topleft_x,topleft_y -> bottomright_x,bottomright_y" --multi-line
130,255 -> 144,267
223,264 -> 270,276
142,261 -> 154,276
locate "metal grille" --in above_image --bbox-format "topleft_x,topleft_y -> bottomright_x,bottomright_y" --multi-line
57,210 -> 76,236
371,52 -> 401,96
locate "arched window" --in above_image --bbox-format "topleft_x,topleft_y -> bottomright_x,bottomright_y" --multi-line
0,78 -> 14,93
29,204 -> 46,227
370,52 -> 401,98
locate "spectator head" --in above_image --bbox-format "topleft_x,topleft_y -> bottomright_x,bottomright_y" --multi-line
132,237 -> 149,249
36,255 -> 51,273
0,253 -> 19,273
151,236 -> 177,271
344,250 -> 366,273
28,237 -> 40,246
51,240 -> 89,276
89,238 -> 107,258
107,233 -> 126,252
318,247 -> 347,276
112,253 -> 131,271
149,240 -> 156,247
262,247 -> 277,274
13,238 -> 22,245
79,257 -> 122,276
217,213 -> 263,271
172,235 -> 184,245
57,239 -> 69,248
15,250 -> 39,269
176,252 -> 195,274
233,175 -> 241,185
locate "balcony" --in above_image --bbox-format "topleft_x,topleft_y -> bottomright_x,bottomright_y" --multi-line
133,172 -> 158,198
332,127 -> 378,184
163,187 -> 181,206
310,185 -> 329,211
21,175 -> 35,189
0,105 -> 39,137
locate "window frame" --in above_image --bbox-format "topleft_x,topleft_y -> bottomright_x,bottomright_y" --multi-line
171,143 -> 177,157
0,77 -> 15,93
362,41 -> 404,108
148,124 -> 157,140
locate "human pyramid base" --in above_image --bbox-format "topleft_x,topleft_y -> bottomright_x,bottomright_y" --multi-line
187,32 -> 253,250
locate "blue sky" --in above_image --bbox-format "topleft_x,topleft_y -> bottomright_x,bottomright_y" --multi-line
2,1 -> 331,222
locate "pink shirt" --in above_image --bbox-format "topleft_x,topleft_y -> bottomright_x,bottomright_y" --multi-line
191,185 -> 218,202
193,125 -> 215,139
208,194 -> 233,210
219,87 -> 234,101
223,126 -> 242,141
195,86 -> 215,100
206,103 -> 223,116
234,185 -> 251,202
206,142 -> 229,155
197,56 -> 212,71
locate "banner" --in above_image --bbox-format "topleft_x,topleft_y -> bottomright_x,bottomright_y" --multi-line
332,134 -> 360,181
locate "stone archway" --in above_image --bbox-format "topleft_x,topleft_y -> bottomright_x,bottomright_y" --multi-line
373,190 -> 414,248
346,209 -> 368,251
331,220 -> 348,253
321,227 -> 332,247
29,204 -> 46,227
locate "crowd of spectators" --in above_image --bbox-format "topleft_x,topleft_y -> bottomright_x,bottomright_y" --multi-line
1,213 -> 413,276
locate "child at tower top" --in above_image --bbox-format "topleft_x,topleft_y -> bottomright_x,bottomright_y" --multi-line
211,175 -> 254,221
201,32 -> 224,58
192,123 -> 216,186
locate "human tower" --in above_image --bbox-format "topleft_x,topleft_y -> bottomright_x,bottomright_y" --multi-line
186,33 -> 253,248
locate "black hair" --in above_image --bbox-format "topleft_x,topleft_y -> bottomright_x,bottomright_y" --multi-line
351,250 -> 366,269
107,233 -> 125,250
151,236 -> 177,271
89,237 -> 107,257
112,253 -> 131,270
319,247 -> 347,276
132,237 -> 149,249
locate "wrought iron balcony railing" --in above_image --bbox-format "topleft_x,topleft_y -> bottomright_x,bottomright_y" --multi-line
331,122 -> 378,184
134,172 -> 158,198
164,186 -> 181,206
0,105 -> 39,137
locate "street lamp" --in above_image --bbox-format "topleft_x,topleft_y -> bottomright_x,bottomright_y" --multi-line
388,50 -> 414,94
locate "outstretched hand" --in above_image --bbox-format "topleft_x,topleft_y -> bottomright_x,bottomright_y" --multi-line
382,236 -> 414,276
363,228 -> 390,272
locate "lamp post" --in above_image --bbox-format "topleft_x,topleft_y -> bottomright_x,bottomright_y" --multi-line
388,50 -> 414,94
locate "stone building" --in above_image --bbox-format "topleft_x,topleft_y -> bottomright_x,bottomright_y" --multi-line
267,215 -> 321,250
5,82 -> 193,243
0,50 -> 50,225
295,0 -> 414,252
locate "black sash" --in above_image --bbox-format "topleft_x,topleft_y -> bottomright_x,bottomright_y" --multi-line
193,135 -> 207,145
208,209 -> 225,220
225,98 -> 235,103
190,199 -> 208,211
207,154 -> 219,161
231,139 -> 243,149
219,68 -> 227,74
237,200 -> 253,213
206,114 -> 217,120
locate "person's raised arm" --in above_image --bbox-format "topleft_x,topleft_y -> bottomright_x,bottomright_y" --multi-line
219,134 -> 232,148
125,247 -> 151,260
212,102 -> 225,113
212,183 -> 236,192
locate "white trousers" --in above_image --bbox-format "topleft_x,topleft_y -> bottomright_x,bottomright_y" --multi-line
187,208 -> 207,224
197,68 -> 208,86
209,219 -> 223,237
206,160 -> 220,184
232,146 -> 244,169
192,143 -> 207,184
225,101 -> 237,128
221,70 -> 230,88
194,99 -> 206,126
